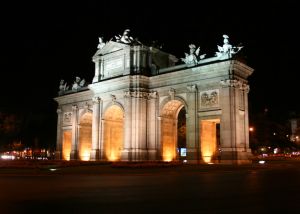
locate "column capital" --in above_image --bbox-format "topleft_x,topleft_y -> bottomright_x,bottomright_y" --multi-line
148,91 -> 158,99
92,96 -> 101,104
187,84 -> 197,92
56,108 -> 62,114
72,105 -> 78,111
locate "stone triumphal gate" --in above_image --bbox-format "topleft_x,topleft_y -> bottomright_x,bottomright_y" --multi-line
55,31 -> 253,164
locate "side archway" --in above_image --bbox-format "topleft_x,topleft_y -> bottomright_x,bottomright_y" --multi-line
78,112 -> 93,161
160,99 -> 185,161
103,105 -> 124,161
62,130 -> 71,160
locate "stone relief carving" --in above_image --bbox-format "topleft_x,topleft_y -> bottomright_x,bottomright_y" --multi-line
200,90 -> 219,108
181,44 -> 206,66
63,112 -> 72,123
215,35 -> 243,59
124,90 -> 157,99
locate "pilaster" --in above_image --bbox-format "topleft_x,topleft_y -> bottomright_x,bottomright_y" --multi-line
90,97 -> 101,160
219,79 -> 251,163
147,91 -> 159,160
186,84 -> 198,162
55,108 -> 63,160
70,105 -> 79,160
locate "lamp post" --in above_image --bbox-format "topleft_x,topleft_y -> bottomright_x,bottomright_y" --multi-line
249,127 -> 254,152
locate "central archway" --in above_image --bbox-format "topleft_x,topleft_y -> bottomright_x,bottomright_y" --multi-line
161,100 -> 185,161
103,105 -> 124,161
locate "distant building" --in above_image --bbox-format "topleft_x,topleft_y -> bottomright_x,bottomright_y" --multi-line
290,117 -> 300,144
54,30 -> 253,164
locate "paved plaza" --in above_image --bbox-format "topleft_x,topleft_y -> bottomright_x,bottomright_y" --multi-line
1,160 -> 300,213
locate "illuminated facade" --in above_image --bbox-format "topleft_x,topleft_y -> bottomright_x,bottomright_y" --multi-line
55,31 -> 253,164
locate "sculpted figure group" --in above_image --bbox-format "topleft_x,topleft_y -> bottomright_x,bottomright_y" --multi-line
181,34 -> 243,65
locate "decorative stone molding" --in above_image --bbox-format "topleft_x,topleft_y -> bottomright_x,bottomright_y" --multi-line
220,79 -> 239,87
169,88 -> 175,100
187,84 -> 197,92
220,79 -> 250,94
200,89 -> 219,108
124,90 -> 151,99
132,91 -> 149,98
241,84 -> 250,93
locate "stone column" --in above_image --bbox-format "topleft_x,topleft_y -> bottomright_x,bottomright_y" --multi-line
157,116 -> 162,160
220,79 -> 251,164
147,91 -> 158,160
100,119 -> 105,160
122,91 -> 132,160
219,79 -> 236,163
131,91 -> 148,161
186,84 -> 198,163
55,108 -> 63,160
70,105 -> 78,160
243,84 -> 251,154
90,97 -> 101,160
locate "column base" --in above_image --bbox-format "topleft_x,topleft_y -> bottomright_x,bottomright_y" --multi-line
55,151 -> 62,160
70,150 -> 78,160
121,149 -> 151,161
90,149 -> 101,161
219,148 -> 253,164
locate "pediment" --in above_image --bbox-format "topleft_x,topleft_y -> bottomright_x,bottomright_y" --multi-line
93,41 -> 129,58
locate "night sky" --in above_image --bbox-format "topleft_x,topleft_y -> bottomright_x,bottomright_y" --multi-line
0,1 -> 299,125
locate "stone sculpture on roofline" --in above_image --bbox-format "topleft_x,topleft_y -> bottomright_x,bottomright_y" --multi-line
97,37 -> 106,49
59,31 -> 246,95
181,44 -> 206,66
181,34 -> 243,66
215,34 -> 243,59
115,29 -> 142,45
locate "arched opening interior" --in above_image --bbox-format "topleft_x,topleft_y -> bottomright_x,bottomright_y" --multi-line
200,119 -> 220,163
103,105 -> 124,161
161,100 -> 185,161
79,112 -> 92,161
62,130 -> 71,160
